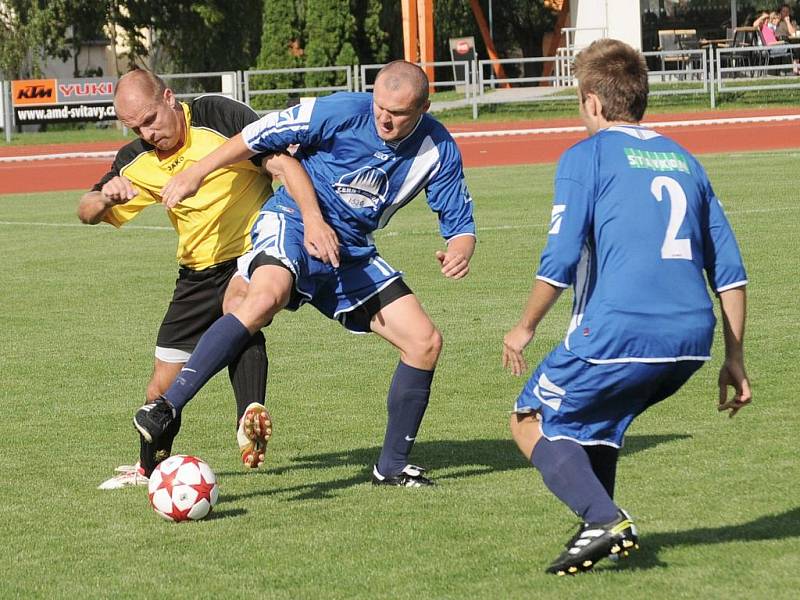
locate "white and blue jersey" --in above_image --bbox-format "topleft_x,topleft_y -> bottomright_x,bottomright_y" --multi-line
515,125 -> 747,447
539,125 -> 747,364
241,92 -> 475,255
236,92 -> 474,332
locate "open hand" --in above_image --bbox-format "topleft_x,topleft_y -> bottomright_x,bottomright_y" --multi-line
502,324 -> 535,376
161,167 -> 206,209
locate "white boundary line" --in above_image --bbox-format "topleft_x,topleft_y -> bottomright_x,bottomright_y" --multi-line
2,114 -> 800,163
2,205 -> 795,234
451,113 -> 800,138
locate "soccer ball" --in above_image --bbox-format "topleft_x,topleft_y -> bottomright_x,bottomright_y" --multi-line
148,455 -> 218,522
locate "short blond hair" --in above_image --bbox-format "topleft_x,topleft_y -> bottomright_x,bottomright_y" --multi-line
573,39 -> 649,122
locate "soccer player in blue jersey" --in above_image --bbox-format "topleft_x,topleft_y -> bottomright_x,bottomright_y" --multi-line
133,60 -> 476,486
502,39 -> 751,575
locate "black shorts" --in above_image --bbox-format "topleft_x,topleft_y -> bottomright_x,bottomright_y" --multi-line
155,259 -> 238,360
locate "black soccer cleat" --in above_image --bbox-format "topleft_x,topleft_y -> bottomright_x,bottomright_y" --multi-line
371,464 -> 435,487
546,509 -> 639,576
133,397 -> 177,443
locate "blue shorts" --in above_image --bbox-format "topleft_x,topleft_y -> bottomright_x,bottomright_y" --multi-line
515,344 -> 705,448
237,209 -> 402,333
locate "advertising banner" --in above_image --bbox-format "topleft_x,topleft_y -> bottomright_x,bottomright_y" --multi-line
11,77 -> 117,124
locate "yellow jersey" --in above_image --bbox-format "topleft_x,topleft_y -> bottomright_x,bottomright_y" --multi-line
92,96 -> 272,269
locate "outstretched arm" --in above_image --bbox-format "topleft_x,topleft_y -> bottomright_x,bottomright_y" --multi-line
264,153 -> 339,267
161,133 -> 254,208
717,286 -> 752,417
502,279 -> 564,376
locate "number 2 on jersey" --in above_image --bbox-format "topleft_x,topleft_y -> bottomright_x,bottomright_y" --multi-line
650,176 -> 692,260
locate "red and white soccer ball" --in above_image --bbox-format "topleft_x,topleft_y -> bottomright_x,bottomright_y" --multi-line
148,455 -> 218,522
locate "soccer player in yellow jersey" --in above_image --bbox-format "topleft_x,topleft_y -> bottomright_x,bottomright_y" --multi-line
78,69 -> 339,489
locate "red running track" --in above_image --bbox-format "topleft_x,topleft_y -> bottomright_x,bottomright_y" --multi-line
2,108 -> 800,194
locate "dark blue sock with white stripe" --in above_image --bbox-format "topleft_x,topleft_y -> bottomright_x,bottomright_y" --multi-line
531,437 -> 620,524
163,314 -> 252,412
376,362 -> 434,477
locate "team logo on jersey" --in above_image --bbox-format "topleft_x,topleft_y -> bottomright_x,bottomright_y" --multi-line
333,166 -> 389,210
533,372 -> 565,411
549,204 -> 566,234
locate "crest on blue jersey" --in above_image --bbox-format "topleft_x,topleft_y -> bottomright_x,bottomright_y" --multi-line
333,166 -> 389,210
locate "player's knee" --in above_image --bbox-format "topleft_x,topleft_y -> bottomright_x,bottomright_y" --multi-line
406,327 -> 442,367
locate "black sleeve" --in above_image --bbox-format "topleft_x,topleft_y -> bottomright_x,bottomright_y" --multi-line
189,95 -> 268,167
90,139 -> 152,192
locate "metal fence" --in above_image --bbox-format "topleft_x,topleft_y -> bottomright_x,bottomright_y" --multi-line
4,48 -> 800,138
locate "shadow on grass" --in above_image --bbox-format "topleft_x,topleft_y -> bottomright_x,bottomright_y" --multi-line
205,506 -> 247,520
220,433 -> 689,502
615,506 -> 800,571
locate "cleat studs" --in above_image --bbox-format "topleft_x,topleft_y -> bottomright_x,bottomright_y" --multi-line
623,540 -> 634,548
568,566 -> 578,573
611,544 -> 621,554
634,544 -> 640,549
623,551 -> 629,557
583,560 -> 593,567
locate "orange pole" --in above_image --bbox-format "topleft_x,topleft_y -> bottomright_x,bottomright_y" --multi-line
541,2 -> 571,82
402,0 -> 419,62
417,0 -> 435,92
468,0 -> 510,87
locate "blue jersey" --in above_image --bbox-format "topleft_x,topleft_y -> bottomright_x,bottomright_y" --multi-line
538,125 -> 747,363
241,92 -> 475,252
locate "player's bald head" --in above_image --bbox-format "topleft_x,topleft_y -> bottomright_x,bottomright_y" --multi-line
115,69 -> 167,105
374,61 -> 429,108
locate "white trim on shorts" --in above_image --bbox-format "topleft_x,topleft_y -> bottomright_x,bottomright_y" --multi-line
155,346 -> 191,363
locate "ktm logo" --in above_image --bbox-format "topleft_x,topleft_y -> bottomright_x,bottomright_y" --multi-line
12,79 -> 56,106
17,86 -> 52,99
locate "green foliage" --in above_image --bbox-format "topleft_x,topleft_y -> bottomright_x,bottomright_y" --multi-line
148,1 -> 263,73
251,1 -> 303,110
0,0 -> 68,79
303,0 -> 357,88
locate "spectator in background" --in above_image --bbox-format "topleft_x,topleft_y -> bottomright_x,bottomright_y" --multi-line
776,4 -> 797,39
753,12 -> 784,45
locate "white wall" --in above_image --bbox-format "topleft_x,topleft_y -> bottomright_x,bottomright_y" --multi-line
570,0 -> 642,50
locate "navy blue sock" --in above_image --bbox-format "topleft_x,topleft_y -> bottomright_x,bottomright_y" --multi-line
376,362 -> 434,477
163,314 -> 252,412
531,437 -> 620,524
585,444 -> 619,498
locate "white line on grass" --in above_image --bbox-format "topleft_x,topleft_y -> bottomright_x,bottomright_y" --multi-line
0,205 -> 794,235
0,220 -> 172,230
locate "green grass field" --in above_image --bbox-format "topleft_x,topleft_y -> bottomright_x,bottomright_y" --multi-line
1,152 -> 798,598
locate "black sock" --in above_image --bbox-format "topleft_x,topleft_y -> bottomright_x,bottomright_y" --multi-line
531,437 -> 619,524
376,362 -> 434,477
227,330 -> 268,425
139,412 -> 182,476
585,444 -> 619,498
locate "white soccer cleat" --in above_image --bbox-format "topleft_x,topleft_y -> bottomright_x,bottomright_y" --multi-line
98,462 -> 149,490
237,402 -> 272,469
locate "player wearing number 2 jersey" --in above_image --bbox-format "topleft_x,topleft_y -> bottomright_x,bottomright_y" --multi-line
502,39 -> 751,575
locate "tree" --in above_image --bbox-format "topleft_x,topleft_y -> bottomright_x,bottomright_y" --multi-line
251,1 -> 303,110
0,0 -> 68,79
303,0 -> 357,89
